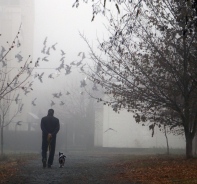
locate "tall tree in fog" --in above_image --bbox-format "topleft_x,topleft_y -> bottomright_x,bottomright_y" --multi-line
0,26 -> 36,155
52,81 -> 98,149
81,0 -> 197,158
0,91 -> 23,155
0,26 -> 35,101
0,25 -> 64,154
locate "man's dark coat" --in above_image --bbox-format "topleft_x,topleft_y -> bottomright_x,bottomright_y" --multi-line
41,115 -> 60,166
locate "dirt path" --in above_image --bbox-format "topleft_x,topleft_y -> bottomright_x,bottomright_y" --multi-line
16,151 -> 133,184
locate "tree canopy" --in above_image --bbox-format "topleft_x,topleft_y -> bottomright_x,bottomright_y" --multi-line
80,0 -> 197,158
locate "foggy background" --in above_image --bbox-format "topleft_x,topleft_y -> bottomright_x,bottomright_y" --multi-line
0,0 -> 185,154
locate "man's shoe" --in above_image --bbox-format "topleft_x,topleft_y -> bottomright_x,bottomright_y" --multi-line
42,159 -> 47,168
48,164 -> 51,168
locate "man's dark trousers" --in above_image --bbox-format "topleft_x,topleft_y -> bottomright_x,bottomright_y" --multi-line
42,135 -> 57,166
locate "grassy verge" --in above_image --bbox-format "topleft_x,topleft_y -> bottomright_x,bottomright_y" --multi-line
111,154 -> 197,184
0,153 -> 39,183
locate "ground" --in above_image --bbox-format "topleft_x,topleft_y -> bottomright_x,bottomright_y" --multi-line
0,149 -> 197,184
0,151 -> 131,184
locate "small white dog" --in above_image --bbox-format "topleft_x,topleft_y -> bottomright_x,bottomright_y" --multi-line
59,152 -> 66,168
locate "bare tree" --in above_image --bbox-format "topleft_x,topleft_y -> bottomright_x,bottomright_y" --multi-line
0,25 -> 67,154
48,80 -> 98,149
0,25 -> 36,154
0,91 -> 23,155
80,0 -> 197,158
0,25 -> 35,101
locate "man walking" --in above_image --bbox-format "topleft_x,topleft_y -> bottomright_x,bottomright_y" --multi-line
41,109 -> 60,168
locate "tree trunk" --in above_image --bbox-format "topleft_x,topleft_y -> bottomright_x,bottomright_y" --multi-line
164,125 -> 169,155
185,133 -> 193,159
1,127 -> 3,156
193,135 -> 197,155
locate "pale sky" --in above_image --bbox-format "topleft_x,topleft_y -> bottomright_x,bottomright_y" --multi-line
32,0 -> 108,119
34,0 -> 107,63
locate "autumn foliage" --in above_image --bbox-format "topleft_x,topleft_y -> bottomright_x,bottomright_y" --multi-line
112,155 -> 197,184
0,154 -> 38,183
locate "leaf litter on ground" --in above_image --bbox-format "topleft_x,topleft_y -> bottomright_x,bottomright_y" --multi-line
1,152 -> 197,184
0,153 -> 39,184
110,154 -> 197,184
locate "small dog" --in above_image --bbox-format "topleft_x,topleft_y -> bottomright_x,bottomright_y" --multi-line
59,152 -> 66,168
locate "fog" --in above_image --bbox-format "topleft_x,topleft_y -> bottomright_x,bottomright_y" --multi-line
0,0 -> 185,154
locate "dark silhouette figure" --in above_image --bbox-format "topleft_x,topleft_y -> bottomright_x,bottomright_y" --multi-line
41,109 -> 60,168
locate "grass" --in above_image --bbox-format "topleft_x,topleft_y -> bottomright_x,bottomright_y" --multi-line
0,153 -> 39,183
111,154 -> 197,184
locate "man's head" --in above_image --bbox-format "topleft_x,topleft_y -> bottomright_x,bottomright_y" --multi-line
48,109 -> 54,116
